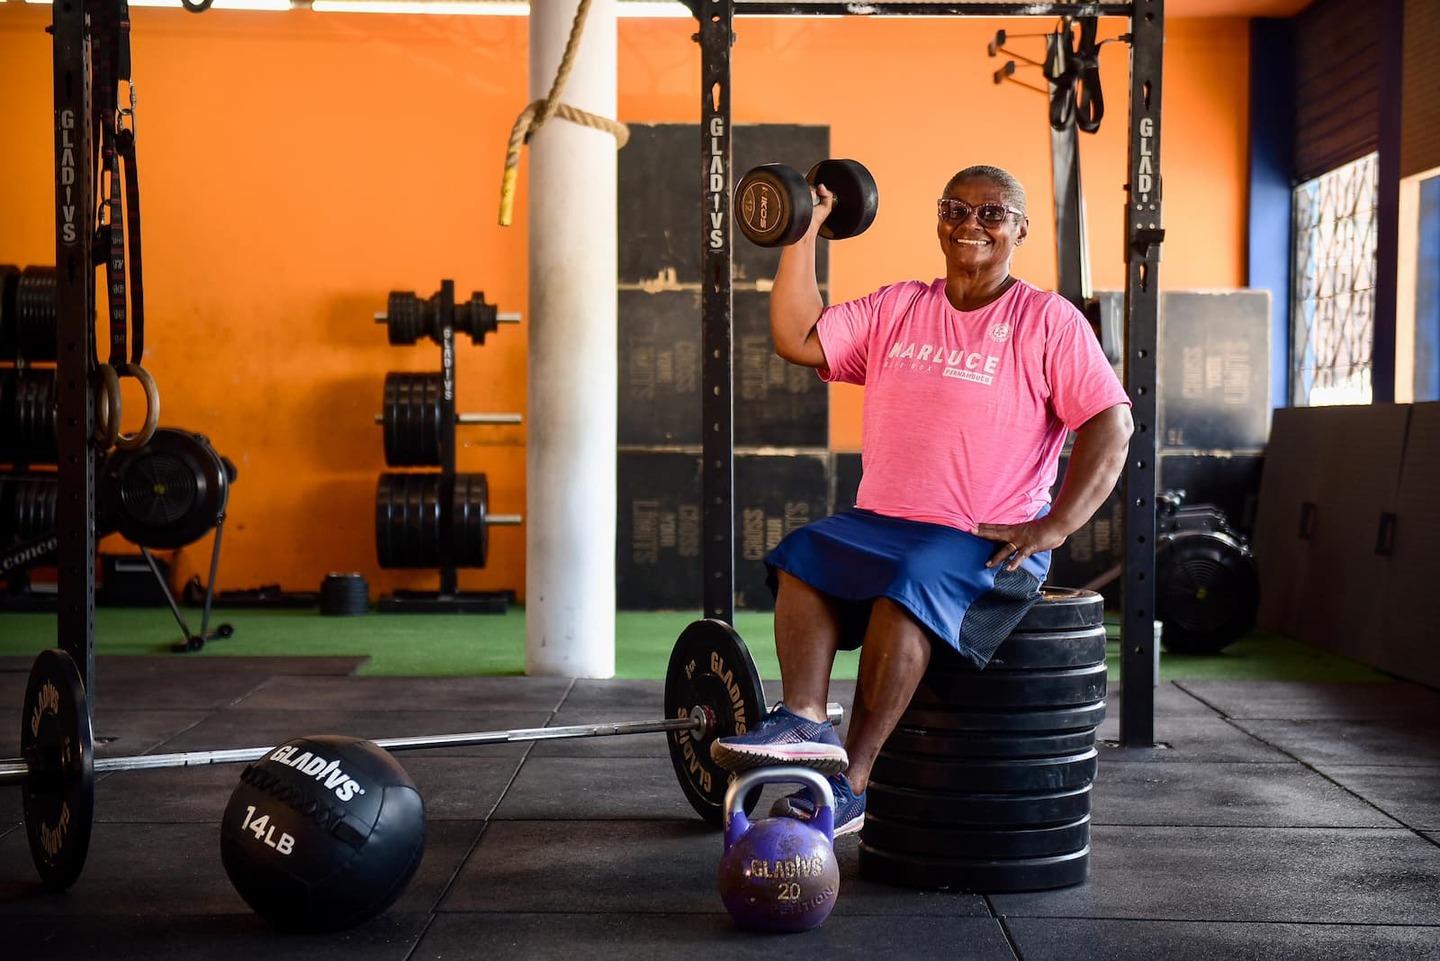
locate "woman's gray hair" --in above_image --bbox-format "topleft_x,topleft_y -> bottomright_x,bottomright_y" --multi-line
944,165 -> 1027,214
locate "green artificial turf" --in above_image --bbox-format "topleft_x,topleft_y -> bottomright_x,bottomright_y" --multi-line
0,604 -> 1390,684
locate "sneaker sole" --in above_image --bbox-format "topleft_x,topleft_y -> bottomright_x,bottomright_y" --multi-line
709,742 -> 850,776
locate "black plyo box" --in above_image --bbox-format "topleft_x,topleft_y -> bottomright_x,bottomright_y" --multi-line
619,288 -> 827,447
618,123 -> 831,286
616,450 -> 830,611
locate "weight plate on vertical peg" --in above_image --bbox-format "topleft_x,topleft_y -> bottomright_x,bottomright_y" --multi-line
375,474 -> 397,568
382,374 -> 404,467
419,475 -> 442,568
15,265 -> 58,362
664,619 -> 768,826
400,475 -> 422,568
0,370 -> 16,462
398,374 -> 420,466
450,473 -> 473,567
451,473 -> 490,569
21,648 -> 96,890
420,373 -> 442,466
0,264 -> 20,356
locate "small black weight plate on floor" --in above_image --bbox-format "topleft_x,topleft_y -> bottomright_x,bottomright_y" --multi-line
861,814 -> 1090,860
736,163 -> 812,248
882,725 -> 1095,759
1015,586 -> 1106,630
871,747 -> 1098,794
21,648 -> 95,891
319,572 -> 370,616
858,841 -> 1090,892
664,619 -> 766,826
866,781 -> 1091,827
806,159 -> 879,241
981,625 -> 1108,671
912,663 -> 1107,709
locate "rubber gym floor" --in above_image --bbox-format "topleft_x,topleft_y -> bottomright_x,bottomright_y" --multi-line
1,606 -> 1438,960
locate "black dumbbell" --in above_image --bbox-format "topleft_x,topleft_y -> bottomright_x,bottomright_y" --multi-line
735,159 -> 879,248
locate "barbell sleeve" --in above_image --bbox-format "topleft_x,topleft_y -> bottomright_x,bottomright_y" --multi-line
373,312 -> 522,324
0,702 -> 843,786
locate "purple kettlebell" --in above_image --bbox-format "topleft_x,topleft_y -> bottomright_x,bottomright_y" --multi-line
718,767 -> 841,933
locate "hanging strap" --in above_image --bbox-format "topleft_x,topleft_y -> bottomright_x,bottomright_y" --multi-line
91,0 -> 159,451
1047,17 -> 1105,135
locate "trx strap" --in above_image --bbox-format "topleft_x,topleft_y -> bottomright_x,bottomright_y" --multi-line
91,0 -> 158,451
1047,17 -> 1105,135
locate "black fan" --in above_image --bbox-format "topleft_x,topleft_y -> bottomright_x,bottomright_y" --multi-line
1155,525 -> 1260,655
101,427 -> 238,652
102,428 -> 234,550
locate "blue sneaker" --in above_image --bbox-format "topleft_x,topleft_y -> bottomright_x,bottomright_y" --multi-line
770,772 -> 866,838
709,703 -> 848,774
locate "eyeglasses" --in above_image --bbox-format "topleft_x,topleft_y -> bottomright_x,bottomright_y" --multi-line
936,198 -> 1024,226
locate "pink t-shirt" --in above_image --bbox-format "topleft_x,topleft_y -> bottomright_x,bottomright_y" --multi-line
817,277 -> 1130,532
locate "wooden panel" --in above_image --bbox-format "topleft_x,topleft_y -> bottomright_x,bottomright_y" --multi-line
1252,406 -> 1338,636
1292,0 -> 1382,181
1288,405 -> 1409,662
1401,0 -> 1440,178
1378,402 -> 1440,686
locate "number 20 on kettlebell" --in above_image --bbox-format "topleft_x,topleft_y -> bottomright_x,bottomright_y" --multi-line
718,767 -> 840,933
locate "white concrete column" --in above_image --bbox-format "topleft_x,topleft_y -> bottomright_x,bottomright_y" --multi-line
525,0 -> 618,678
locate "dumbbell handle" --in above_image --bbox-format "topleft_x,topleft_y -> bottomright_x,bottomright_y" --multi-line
373,413 -> 523,425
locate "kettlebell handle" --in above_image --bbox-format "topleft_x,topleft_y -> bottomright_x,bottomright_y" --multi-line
723,766 -> 836,850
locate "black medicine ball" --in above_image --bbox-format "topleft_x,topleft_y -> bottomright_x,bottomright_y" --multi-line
220,734 -> 426,932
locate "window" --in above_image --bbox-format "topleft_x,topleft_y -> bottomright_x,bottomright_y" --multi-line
1291,152 -> 1378,406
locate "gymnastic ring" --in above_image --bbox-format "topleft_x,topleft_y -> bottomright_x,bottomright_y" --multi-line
92,364 -> 122,450
113,363 -> 161,451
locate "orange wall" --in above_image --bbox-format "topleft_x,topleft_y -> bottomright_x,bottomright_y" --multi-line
0,9 -> 1250,599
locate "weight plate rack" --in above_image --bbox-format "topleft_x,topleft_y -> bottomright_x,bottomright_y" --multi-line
371,279 -> 522,613
1,265 -> 61,605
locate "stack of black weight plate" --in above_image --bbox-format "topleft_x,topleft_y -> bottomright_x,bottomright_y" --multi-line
859,587 -> 1107,892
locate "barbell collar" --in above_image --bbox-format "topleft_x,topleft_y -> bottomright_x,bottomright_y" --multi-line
0,703 -> 843,785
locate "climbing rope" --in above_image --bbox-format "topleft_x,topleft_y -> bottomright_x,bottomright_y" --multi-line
499,0 -> 630,226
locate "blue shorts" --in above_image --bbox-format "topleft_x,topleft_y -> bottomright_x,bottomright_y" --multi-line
765,508 -> 1049,669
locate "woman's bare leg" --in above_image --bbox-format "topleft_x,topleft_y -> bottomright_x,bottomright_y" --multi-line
772,570 -> 844,723
841,598 -> 932,793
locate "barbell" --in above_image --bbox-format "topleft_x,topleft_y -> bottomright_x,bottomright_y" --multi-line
7,619 -> 841,891
735,158 -> 880,248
